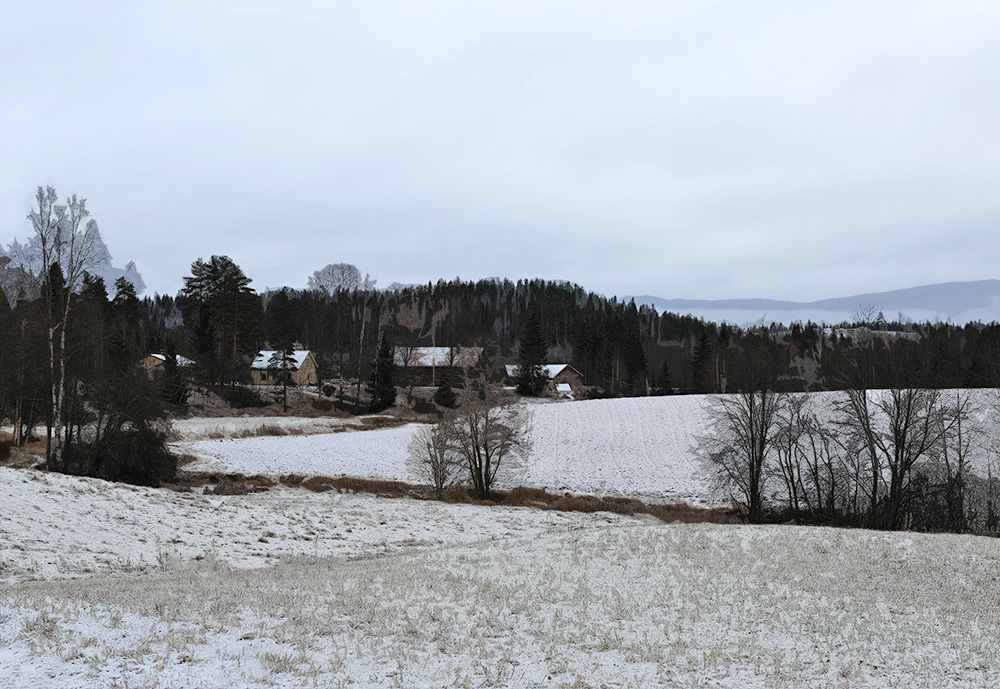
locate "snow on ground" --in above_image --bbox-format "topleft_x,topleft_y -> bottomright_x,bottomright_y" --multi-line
2,469 -> 999,689
176,391 -> 1000,507
177,396 -> 725,505
0,466 -> 632,581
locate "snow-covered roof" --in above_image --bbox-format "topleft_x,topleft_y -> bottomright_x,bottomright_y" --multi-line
394,347 -> 483,368
251,350 -> 312,370
504,364 -> 574,378
149,353 -> 195,367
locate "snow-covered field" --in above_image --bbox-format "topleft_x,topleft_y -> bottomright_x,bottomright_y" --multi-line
2,463 -> 999,688
7,393 -> 1000,687
0,467 -> 629,580
177,396 -> 723,505
176,391 -> 1000,508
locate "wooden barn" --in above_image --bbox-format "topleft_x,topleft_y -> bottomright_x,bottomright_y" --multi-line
505,363 -> 585,391
250,350 -> 319,386
394,346 -> 485,386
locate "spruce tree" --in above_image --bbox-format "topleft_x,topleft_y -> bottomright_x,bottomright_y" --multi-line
517,311 -> 548,396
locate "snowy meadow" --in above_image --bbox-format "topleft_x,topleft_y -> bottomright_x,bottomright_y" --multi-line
4,394 -> 1000,687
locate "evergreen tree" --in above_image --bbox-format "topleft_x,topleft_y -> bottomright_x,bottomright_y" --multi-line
690,333 -> 714,393
517,311 -> 548,396
268,343 -> 296,412
434,380 -> 458,408
653,359 -> 673,395
179,255 -> 257,387
368,334 -> 396,412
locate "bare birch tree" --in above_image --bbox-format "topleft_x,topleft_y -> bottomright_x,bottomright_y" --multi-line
14,187 -> 107,466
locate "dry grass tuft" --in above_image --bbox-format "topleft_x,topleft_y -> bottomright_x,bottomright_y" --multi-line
493,486 -> 737,524
175,453 -> 200,468
357,416 -> 399,428
332,475 -> 412,497
207,475 -> 277,495
233,424 -> 305,438
279,473 -> 306,487
300,475 -> 335,492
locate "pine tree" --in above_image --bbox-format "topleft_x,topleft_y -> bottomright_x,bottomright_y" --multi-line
268,343 -> 296,412
517,311 -> 548,396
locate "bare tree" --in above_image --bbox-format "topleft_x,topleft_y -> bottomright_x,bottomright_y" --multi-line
930,391 -> 979,532
772,394 -> 808,515
797,402 -> 847,518
703,388 -> 785,522
443,387 -> 531,500
12,187 -> 107,465
407,423 -> 461,498
701,336 -> 785,522
836,387 -> 954,530
307,263 -> 375,295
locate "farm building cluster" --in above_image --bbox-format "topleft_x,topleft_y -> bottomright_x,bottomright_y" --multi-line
142,344 -> 582,398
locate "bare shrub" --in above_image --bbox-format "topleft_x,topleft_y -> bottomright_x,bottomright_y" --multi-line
407,424 -> 462,499
442,390 -> 532,500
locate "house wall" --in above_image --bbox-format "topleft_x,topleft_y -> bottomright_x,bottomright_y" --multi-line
552,369 -> 584,389
398,365 -> 469,387
252,353 -> 319,386
294,354 -> 318,385
142,356 -> 164,380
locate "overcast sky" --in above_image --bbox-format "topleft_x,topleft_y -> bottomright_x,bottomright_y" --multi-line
2,1 -> 999,301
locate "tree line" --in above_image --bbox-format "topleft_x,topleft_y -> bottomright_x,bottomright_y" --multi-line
703,336 -> 1000,536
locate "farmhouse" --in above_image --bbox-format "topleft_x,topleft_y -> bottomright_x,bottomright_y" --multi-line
394,346 -> 484,386
505,363 -> 585,391
250,350 -> 319,386
142,352 -> 195,379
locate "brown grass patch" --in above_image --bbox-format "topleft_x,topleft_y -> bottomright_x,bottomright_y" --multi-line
167,465 -> 733,525
331,475 -> 411,497
301,476 -> 335,492
207,474 -> 277,495
494,486 -> 736,524
175,453 -> 200,468
279,473 -> 306,487
358,416 -> 397,428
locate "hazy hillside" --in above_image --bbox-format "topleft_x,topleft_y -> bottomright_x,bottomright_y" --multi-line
631,279 -> 1000,326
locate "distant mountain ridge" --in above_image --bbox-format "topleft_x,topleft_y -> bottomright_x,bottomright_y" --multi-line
628,280 -> 1000,327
